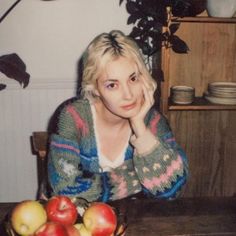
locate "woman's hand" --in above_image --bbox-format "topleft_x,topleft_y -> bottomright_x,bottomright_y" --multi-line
129,84 -> 155,138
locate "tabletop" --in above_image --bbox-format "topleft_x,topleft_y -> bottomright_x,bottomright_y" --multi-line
1,196 -> 236,236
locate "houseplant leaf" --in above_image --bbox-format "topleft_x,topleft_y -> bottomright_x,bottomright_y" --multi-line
129,26 -> 142,38
170,35 -> 190,53
169,23 -> 180,34
127,14 -> 139,24
0,53 -> 30,89
126,1 -> 140,15
0,84 -> 7,91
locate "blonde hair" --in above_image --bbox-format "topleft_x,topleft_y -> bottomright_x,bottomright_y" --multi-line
81,30 -> 156,100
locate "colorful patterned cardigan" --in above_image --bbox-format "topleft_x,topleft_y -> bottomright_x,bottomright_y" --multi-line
48,99 -> 188,202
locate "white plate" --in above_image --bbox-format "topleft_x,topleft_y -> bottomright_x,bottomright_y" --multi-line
209,91 -> 236,98
171,85 -> 195,92
209,82 -> 236,92
172,100 -> 194,104
204,91 -> 236,105
209,81 -> 236,87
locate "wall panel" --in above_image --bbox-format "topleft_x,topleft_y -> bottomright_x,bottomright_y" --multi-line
169,110 -> 236,197
0,82 -> 75,201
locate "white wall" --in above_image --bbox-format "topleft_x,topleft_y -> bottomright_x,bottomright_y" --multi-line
0,0 -> 131,202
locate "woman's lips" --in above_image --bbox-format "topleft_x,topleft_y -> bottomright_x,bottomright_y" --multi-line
121,102 -> 136,110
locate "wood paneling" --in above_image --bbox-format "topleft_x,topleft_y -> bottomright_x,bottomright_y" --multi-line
169,110 -> 236,197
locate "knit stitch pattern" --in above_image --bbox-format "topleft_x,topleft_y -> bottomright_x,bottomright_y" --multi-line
48,99 -> 188,202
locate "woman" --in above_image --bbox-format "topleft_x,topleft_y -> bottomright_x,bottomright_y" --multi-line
48,30 -> 188,202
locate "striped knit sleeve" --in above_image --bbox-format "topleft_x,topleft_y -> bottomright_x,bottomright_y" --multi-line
47,105 -> 103,202
132,111 -> 188,199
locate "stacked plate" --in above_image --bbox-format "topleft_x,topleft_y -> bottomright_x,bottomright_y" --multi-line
170,86 -> 195,104
204,82 -> 236,105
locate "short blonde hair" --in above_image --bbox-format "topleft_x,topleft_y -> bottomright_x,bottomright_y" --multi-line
81,30 -> 156,100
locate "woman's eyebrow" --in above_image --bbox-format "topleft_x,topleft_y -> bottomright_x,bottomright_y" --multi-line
102,72 -> 136,82
129,72 -> 136,78
103,79 -> 118,82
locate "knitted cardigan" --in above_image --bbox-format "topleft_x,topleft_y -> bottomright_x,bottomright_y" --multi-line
48,99 -> 188,202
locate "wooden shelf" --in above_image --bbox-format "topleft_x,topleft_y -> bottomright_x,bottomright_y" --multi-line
168,97 -> 236,111
160,14 -> 236,199
171,16 -> 236,24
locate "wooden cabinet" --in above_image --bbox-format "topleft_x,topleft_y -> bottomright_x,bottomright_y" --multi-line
160,16 -> 236,197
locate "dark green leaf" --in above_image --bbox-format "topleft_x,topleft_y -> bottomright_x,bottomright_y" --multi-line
127,14 -> 139,25
137,18 -> 154,30
170,35 -> 189,54
171,0 -> 192,17
0,84 -> 6,91
129,27 -> 142,38
153,21 -> 163,30
140,42 -> 152,56
171,0 -> 204,17
126,1 -> 140,14
0,53 -> 30,88
169,23 -> 180,34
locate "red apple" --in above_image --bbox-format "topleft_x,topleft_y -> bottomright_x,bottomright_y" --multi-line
34,222 -> 68,236
65,224 -> 81,236
83,202 -> 117,236
11,200 -> 47,235
45,195 -> 78,226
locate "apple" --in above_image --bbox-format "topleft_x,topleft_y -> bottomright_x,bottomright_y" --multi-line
110,224 -> 126,236
83,202 -> 117,236
34,222 -> 68,236
74,223 -> 91,236
64,224 -> 81,236
45,195 -> 78,226
11,200 -> 47,235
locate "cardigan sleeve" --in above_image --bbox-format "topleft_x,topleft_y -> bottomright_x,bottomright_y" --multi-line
48,134 -> 104,201
131,110 -> 188,199
47,105 -> 104,202
104,110 -> 188,201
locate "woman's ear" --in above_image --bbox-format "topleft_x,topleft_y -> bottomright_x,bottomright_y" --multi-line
93,89 -> 100,97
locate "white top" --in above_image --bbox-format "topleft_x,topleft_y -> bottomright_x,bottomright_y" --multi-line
90,104 -> 130,172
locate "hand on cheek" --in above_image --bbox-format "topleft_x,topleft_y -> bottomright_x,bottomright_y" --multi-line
130,84 -> 154,137
142,84 -> 155,113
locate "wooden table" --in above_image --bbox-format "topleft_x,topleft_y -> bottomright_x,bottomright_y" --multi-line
1,197 -> 236,236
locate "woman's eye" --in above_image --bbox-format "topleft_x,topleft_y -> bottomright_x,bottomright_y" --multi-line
130,75 -> 138,82
106,83 -> 117,89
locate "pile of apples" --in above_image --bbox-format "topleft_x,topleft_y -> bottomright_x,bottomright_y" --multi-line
10,195 -> 118,236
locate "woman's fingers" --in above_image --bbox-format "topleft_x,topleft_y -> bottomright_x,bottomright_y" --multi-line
129,84 -> 154,134
142,84 -> 154,108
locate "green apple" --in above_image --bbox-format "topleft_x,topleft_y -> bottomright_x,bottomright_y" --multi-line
74,223 -> 91,236
11,200 -> 47,235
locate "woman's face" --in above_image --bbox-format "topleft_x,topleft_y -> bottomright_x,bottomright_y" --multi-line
96,56 -> 144,119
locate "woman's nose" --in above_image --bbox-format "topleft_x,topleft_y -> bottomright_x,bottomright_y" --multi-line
122,84 -> 133,100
